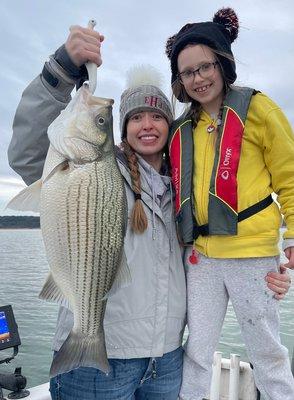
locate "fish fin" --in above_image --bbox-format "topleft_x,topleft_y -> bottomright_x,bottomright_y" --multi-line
103,251 -> 131,299
6,179 -> 42,212
39,273 -> 69,307
43,161 -> 69,185
49,330 -> 110,378
42,146 -> 68,184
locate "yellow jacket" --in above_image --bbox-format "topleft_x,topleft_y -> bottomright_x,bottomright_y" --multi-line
194,93 -> 294,258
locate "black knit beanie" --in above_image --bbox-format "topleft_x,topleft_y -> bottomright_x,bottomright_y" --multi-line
166,8 -> 239,102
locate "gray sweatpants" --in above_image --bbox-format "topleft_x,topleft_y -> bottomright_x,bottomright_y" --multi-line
180,251 -> 294,400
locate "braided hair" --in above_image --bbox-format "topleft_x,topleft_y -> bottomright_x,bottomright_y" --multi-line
121,139 -> 148,234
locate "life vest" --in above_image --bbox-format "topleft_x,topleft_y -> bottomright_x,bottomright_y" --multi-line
168,86 -> 273,245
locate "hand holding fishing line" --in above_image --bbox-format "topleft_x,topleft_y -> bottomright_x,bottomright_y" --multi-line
65,20 -> 104,68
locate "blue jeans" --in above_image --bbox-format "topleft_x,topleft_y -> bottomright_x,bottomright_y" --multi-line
49,346 -> 183,400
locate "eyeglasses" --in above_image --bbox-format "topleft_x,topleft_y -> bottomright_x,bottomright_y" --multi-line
178,61 -> 219,84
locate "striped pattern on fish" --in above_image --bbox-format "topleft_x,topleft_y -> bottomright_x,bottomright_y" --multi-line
7,87 -> 129,377
40,153 -> 127,377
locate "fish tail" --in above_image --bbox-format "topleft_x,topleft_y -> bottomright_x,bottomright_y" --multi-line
49,330 -> 110,378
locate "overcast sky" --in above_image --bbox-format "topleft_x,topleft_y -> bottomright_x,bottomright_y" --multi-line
1,0 -> 294,214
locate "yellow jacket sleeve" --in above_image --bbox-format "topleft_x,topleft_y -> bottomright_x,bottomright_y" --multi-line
263,105 -> 294,239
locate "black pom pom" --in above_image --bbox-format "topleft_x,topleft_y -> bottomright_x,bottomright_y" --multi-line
213,7 -> 239,43
165,34 -> 177,59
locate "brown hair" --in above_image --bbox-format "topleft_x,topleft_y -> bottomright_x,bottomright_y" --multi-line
121,139 -> 148,233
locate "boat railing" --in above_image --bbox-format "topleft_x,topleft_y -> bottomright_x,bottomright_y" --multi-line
210,352 -> 257,400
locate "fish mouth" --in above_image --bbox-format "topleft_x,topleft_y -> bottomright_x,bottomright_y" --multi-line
88,95 -> 114,107
81,84 -> 114,106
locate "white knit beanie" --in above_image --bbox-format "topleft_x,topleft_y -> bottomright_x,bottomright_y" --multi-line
119,65 -> 173,138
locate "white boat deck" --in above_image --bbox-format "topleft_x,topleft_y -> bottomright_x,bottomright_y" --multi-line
25,383 -> 50,400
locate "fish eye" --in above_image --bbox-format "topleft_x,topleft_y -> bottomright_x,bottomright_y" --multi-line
95,116 -> 105,126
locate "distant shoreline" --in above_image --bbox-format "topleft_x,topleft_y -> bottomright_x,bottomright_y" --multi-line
0,216 -> 40,229
0,227 -> 40,230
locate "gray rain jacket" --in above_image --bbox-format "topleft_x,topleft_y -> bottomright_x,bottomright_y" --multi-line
8,58 -> 186,358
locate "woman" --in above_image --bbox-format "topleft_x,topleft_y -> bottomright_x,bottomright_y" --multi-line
8,46 -> 186,398
8,24 -> 291,399
165,7 -> 294,400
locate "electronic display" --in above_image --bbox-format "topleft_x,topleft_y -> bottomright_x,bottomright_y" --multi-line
0,311 -> 10,341
0,305 -> 21,351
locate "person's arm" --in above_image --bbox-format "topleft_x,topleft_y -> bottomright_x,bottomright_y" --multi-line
8,25 -> 103,185
8,58 -> 75,185
263,104 -> 294,269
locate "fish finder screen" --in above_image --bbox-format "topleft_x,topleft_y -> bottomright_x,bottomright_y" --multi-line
0,305 -> 21,350
0,311 -> 11,344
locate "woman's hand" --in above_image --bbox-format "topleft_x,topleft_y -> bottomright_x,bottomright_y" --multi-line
284,246 -> 294,269
266,265 -> 292,300
65,25 -> 104,68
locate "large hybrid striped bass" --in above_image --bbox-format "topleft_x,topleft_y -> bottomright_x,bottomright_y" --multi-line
7,85 -> 129,377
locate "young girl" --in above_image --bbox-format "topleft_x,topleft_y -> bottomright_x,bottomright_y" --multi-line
165,7 -> 294,400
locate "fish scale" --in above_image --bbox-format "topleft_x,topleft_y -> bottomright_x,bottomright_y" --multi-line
41,158 -> 126,373
37,93 -> 128,377
66,160 -> 124,335
7,90 -> 128,377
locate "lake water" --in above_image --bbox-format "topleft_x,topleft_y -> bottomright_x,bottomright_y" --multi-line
0,229 -> 293,390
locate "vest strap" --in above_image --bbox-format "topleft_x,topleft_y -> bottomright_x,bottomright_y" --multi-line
196,195 -> 273,237
238,194 -> 273,222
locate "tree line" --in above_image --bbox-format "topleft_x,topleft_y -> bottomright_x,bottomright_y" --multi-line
0,216 -> 40,229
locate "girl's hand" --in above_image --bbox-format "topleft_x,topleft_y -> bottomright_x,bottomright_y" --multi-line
266,265 -> 292,300
284,246 -> 294,269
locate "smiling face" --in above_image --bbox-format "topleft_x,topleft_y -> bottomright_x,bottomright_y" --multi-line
177,44 -> 225,114
126,111 -> 169,167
